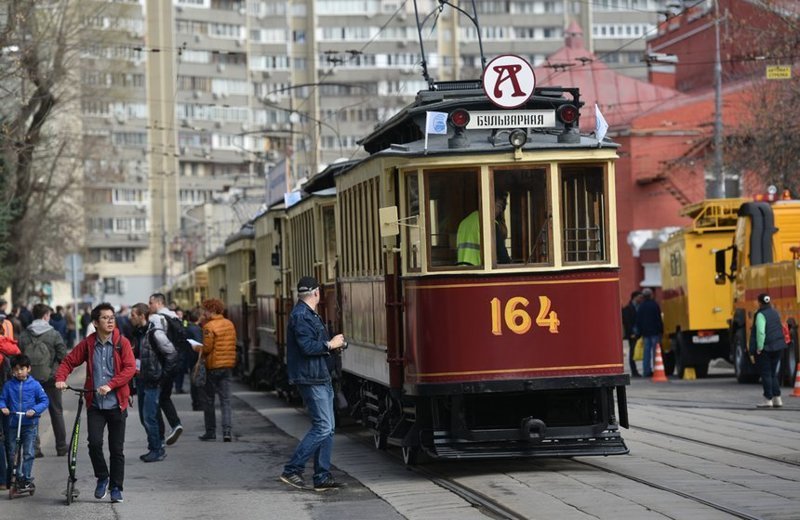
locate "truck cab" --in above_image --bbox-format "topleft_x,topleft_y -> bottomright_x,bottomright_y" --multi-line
716,197 -> 800,385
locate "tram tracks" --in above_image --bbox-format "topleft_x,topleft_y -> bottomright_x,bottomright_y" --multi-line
631,423 -> 800,468
343,424 -> 769,520
572,458 -> 764,520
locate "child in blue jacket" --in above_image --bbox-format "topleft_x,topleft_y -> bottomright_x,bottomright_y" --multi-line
0,354 -> 49,491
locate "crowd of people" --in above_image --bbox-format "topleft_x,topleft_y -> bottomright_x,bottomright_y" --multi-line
0,294 -> 237,503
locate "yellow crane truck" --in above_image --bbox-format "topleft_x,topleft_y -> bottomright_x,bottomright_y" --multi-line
714,198 -> 800,385
660,199 -> 745,378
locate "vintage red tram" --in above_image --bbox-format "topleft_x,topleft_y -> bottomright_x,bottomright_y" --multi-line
184,73 -> 630,462
260,78 -> 628,461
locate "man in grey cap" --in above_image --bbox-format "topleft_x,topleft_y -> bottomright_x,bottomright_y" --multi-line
280,276 -> 346,491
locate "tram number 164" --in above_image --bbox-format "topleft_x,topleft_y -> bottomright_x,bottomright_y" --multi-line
490,296 -> 560,336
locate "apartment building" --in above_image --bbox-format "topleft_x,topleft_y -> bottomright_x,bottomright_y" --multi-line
80,0 -> 665,307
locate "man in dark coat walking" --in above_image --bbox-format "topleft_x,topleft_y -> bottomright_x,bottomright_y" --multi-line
635,288 -> 663,378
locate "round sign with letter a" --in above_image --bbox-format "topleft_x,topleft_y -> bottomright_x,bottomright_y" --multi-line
482,55 -> 536,109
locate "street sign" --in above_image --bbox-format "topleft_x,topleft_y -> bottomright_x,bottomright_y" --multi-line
465,110 -> 555,130
766,65 -> 791,80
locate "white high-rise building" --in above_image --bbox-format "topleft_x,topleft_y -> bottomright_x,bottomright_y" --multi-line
80,0 -> 665,307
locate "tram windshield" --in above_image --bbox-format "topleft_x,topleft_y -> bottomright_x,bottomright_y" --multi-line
408,163 -> 609,271
493,167 -> 551,266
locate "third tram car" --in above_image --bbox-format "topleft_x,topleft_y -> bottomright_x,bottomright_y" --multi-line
181,74 -> 630,463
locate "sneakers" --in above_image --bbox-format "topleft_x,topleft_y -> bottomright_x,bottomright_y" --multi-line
314,477 -> 343,492
280,472 -> 307,490
110,486 -> 123,503
223,431 -> 232,442
166,424 -> 184,445
141,449 -> 167,463
198,432 -> 216,441
756,399 -> 774,408
56,447 -> 68,457
772,396 -> 783,408
95,477 -> 109,499
18,480 -> 35,492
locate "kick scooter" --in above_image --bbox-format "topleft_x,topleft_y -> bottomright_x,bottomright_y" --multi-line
8,411 -> 35,499
64,386 -> 93,505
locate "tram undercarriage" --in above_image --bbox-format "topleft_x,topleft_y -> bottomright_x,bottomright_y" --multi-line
347,375 -> 630,463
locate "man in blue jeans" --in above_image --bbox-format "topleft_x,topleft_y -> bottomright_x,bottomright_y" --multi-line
129,303 -> 177,462
635,288 -> 663,378
280,276 -> 346,491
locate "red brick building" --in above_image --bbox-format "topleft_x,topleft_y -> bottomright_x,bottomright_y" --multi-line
535,1 -> 798,300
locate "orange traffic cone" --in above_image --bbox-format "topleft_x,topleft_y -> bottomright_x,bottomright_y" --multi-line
791,363 -> 800,397
651,343 -> 668,383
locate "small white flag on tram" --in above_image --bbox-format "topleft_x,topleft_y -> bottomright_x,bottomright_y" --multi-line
424,111 -> 448,152
594,104 -> 609,143
284,190 -> 302,208
425,111 -> 448,135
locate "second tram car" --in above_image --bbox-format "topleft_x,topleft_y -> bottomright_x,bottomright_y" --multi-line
178,77 -> 630,462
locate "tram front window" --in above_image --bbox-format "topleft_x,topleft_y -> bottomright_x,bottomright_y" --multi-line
427,169 -> 480,268
493,167 -> 551,266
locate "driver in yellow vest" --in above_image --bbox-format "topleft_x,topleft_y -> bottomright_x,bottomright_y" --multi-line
457,191 -> 511,265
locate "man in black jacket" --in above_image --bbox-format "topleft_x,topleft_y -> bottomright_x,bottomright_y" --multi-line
635,288 -> 663,378
621,291 -> 642,377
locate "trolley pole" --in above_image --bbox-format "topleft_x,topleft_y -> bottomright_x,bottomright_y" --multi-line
712,0 -> 725,198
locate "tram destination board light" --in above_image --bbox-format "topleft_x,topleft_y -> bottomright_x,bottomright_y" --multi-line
556,104 -> 579,126
449,109 -> 470,128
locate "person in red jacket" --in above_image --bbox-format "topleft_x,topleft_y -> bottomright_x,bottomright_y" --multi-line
55,303 -> 136,504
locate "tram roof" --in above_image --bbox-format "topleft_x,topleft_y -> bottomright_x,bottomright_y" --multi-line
224,220 -> 255,246
359,83 -> 617,155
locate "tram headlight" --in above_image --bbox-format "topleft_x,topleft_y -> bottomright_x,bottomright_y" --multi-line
509,129 -> 528,149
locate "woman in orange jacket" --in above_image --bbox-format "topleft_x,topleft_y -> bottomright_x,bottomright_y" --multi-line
193,299 -> 236,442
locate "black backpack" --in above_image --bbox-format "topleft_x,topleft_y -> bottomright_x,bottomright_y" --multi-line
163,315 -> 191,356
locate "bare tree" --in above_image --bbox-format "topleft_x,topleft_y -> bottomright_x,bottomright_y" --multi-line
723,1 -> 800,192
0,1 -> 90,301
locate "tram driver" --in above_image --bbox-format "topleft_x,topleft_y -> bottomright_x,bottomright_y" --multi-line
456,190 -> 511,266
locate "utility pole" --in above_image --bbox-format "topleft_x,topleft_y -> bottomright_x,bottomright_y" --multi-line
713,0 -> 725,198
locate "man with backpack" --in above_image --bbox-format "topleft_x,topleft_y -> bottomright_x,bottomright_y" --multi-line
129,303 -> 178,462
148,293 -> 186,445
19,303 -> 68,457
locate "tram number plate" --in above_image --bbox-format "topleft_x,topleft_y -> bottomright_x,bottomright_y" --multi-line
692,335 -> 719,344
466,110 -> 556,130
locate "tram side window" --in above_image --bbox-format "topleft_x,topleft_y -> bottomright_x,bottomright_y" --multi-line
493,167 -> 551,265
561,166 -> 608,263
428,169 -> 480,268
323,205 -> 336,281
406,172 -> 421,270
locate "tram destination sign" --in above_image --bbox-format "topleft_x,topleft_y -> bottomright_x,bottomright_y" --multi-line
466,110 -> 556,130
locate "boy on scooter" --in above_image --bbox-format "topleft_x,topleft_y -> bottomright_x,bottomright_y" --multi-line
0,354 -> 49,493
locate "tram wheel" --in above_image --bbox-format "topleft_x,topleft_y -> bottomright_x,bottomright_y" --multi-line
401,445 -> 419,466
